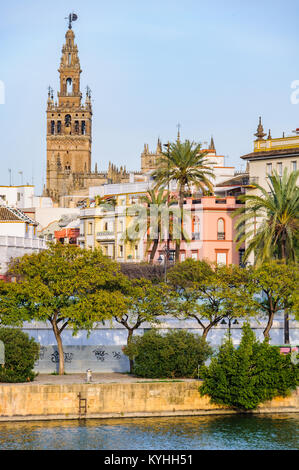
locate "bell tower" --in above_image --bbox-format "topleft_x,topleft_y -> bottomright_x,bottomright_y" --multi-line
45,15 -> 92,203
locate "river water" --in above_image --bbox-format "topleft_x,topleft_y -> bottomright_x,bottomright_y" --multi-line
0,414 -> 298,450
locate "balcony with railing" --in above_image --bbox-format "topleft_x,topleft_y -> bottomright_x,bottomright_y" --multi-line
217,232 -> 225,240
96,231 -> 115,240
0,236 -> 47,249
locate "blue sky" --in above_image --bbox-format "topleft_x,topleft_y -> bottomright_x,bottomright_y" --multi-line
1,0 -> 299,193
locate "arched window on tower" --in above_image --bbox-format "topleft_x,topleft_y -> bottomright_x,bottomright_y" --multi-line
75,121 -> 79,134
217,218 -> 225,240
81,121 -> 86,135
66,78 -> 73,95
68,53 -> 71,65
50,121 -> 55,135
65,115 -> 71,127
57,121 -> 61,134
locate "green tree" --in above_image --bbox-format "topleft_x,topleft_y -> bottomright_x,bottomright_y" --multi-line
250,261 -> 299,339
200,323 -> 298,410
233,169 -> 299,265
0,328 -> 39,383
124,328 -> 212,379
168,258 -> 256,339
114,278 -> 176,373
152,140 -> 214,262
0,244 -> 129,375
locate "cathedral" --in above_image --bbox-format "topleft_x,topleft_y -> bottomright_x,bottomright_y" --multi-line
44,18 -> 220,207
44,20 -> 132,207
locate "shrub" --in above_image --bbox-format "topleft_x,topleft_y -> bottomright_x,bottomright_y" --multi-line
199,323 -> 299,410
0,328 -> 39,383
123,329 -> 212,378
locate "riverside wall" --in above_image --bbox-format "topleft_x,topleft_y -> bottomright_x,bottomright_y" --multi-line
0,382 -> 298,422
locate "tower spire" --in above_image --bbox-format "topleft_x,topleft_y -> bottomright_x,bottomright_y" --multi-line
176,123 -> 181,143
254,116 -> 266,140
209,135 -> 215,151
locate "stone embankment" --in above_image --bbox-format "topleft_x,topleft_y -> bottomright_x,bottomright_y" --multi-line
0,374 -> 298,422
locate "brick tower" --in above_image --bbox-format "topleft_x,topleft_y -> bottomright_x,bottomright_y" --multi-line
45,22 -> 92,203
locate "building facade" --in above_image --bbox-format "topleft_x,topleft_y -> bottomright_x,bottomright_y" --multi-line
241,117 -> 299,190
0,206 -> 47,278
240,118 -> 299,264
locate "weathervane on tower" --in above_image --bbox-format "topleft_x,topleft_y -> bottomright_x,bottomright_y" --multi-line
65,12 -> 78,29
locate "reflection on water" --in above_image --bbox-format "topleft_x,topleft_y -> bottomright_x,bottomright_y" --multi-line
0,414 -> 298,450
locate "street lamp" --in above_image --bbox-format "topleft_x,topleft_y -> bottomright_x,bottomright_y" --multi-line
221,317 -> 239,337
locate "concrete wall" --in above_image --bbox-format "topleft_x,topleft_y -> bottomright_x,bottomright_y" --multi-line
34,345 -> 129,373
23,317 -> 299,348
0,382 -> 298,422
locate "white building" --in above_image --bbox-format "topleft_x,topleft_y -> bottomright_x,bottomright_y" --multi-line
0,205 -> 47,277
0,185 -> 53,210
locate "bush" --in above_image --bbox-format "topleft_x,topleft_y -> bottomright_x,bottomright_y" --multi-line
123,329 -> 212,378
0,328 -> 39,383
199,323 -> 299,410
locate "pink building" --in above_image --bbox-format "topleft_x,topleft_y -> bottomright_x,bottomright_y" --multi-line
146,196 -> 244,266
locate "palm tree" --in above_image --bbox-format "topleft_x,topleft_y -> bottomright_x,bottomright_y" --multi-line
233,169 -> 299,345
233,169 -> 299,265
140,189 -> 175,263
152,140 -> 215,262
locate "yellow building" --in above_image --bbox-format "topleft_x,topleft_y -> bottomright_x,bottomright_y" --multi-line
241,117 -> 298,189
240,117 -> 299,264
78,191 -> 146,262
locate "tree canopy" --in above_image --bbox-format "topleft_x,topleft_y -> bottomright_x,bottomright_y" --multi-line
0,244 -> 130,374
167,258 -> 257,338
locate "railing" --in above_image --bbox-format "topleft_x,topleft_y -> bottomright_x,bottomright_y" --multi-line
96,231 -> 115,239
217,232 -> 225,240
242,177 -> 259,185
192,233 -> 201,240
0,236 -> 47,249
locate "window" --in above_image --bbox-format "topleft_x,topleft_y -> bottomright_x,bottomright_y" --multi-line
277,162 -> 282,177
266,163 -> 272,176
239,249 -> 245,267
292,161 -> 297,172
57,121 -> 61,134
216,252 -> 227,265
68,53 -> 71,65
217,218 -> 225,240
181,253 -> 186,262
74,121 -> 79,134
104,222 -> 108,231
66,78 -> 72,95
192,216 -> 200,240
17,192 -> 21,202
119,245 -> 123,257
50,121 -> 55,135
119,220 -> 124,233
65,114 -> 71,127
81,121 -> 86,135
191,252 -> 198,260
88,222 -> 93,235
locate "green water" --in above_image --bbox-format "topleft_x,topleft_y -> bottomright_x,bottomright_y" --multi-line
0,414 -> 298,450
